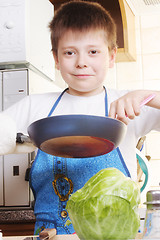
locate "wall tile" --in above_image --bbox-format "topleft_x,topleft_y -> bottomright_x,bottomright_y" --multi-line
142,53 -> 160,80
135,15 -> 141,30
140,14 -> 160,29
29,70 -> 62,94
135,16 -> 142,55
104,66 -> 117,89
145,131 -> 160,159
135,27 -> 142,55
148,160 -> 160,186
117,81 -> 143,90
141,27 -> 160,54
143,80 -> 160,90
116,56 -> 143,88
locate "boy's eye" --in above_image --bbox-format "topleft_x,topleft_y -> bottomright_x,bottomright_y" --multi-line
65,51 -> 75,56
89,50 -> 98,55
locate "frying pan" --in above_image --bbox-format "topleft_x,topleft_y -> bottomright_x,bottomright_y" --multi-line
17,94 -> 155,158
17,115 -> 127,158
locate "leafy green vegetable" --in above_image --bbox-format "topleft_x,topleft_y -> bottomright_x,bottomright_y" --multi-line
66,168 -> 140,240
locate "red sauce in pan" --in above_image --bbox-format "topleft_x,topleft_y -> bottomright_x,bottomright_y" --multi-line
40,136 -> 114,158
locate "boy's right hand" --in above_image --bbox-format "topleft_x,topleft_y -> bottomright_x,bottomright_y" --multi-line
0,113 -> 17,155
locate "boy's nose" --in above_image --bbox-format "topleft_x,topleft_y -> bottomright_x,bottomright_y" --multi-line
76,55 -> 88,68
76,63 -> 87,68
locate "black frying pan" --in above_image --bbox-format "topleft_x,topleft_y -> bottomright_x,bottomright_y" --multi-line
24,115 -> 126,158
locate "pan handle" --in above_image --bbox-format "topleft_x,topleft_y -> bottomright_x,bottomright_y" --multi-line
16,132 -> 32,144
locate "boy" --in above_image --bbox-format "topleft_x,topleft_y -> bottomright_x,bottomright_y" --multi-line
0,0 -> 160,235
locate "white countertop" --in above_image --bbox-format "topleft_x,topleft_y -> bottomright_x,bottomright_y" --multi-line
3,234 -> 143,240
3,234 -> 80,240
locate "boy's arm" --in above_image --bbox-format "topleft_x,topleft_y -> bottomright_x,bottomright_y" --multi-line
108,90 -> 160,125
0,113 -> 17,155
0,113 -> 36,155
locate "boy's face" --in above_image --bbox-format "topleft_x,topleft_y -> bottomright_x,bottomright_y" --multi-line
54,29 -> 116,96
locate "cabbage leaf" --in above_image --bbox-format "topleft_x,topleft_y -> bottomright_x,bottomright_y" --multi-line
66,168 -> 140,240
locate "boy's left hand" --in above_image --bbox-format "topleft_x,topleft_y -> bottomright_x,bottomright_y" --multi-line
108,90 -> 158,125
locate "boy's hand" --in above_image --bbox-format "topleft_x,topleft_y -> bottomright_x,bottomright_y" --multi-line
0,113 -> 17,154
108,90 -> 157,125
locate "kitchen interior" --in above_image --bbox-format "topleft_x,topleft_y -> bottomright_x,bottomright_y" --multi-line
0,0 -> 160,239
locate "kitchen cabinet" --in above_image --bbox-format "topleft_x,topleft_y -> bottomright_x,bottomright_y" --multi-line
0,0 -> 25,63
0,72 -> 2,108
0,72 -> 3,206
0,0 -> 54,81
0,69 -> 31,208
0,156 -> 3,205
4,154 -> 30,206
3,70 -> 28,109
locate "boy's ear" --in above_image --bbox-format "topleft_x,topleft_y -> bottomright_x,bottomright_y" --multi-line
109,47 -> 117,68
53,52 -> 60,70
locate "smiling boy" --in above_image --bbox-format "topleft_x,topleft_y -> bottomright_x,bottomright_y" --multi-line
53,29 -> 116,96
0,0 -> 160,235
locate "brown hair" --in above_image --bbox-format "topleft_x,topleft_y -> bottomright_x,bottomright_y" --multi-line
49,0 -> 117,56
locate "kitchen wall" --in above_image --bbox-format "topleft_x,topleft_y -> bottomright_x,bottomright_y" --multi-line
104,11 -> 160,191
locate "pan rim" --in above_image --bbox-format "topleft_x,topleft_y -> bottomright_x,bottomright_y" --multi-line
28,114 -> 126,128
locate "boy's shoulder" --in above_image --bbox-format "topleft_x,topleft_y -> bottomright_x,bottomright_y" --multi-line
107,88 -> 129,101
28,91 -> 62,102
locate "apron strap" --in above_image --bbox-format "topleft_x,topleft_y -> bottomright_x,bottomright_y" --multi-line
48,88 -> 69,117
104,86 -> 108,116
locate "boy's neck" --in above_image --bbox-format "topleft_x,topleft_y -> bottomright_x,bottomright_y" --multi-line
67,86 -> 105,97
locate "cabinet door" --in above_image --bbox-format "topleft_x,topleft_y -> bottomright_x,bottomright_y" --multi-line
0,72 -> 3,205
0,72 -> 2,111
3,70 -> 28,109
4,154 -> 30,206
2,69 -> 30,207
0,156 -> 3,206
0,0 -> 25,62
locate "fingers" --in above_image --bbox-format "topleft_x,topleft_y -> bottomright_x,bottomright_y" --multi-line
109,98 -> 141,125
125,99 -> 140,118
109,100 -> 129,125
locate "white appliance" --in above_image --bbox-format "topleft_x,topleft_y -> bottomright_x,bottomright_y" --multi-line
0,69 -> 31,208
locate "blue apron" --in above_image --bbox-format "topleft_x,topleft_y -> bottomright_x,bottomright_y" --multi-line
30,88 -> 131,235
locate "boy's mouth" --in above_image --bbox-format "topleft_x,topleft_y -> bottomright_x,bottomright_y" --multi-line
73,74 -> 94,79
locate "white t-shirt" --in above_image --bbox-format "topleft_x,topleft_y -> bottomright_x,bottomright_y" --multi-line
4,88 -> 160,181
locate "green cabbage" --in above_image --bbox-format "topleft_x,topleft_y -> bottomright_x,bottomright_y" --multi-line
66,168 -> 140,240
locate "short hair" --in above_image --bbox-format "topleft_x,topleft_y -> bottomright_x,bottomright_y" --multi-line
49,0 -> 117,56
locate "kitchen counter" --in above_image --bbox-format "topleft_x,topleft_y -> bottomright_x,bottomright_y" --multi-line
3,236 -> 79,240
0,210 -> 35,236
3,234 -> 80,240
3,234 -> 143,240
0,210 -> 35,223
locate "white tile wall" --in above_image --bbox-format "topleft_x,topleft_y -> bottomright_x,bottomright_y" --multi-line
116,56 -> 143,89
140,13 -> 160,29
140,13 -> 160,189
145,131 -> 160,160
142,54 -> 160,80
104,66 -> 117,89
141,28 -> 160,54
114,12 -> 160,189
103,12 -> 160,190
